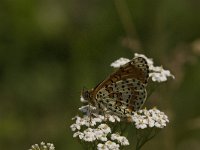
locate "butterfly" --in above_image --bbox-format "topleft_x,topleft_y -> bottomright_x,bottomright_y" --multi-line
82,57 -> 149,118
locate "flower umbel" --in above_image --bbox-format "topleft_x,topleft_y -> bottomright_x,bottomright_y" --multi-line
70,105 -> 129,149
70,105 -> 169,149
130,108 -> 169,129
98,141 -> 120,150
110,57 -> 131,68
29,142 -> 55,150
111,133 -> 130,146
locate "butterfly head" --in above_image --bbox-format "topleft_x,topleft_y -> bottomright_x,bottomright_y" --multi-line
81,87 -> 94,104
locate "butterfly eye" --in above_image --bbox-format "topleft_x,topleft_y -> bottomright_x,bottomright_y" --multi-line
82,88 -> 90,100
87,91 -> 90,98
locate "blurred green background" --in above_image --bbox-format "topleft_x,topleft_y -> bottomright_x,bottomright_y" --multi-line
0,0 -> 200,149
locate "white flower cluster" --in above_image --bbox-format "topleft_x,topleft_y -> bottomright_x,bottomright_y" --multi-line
110,57 -> 130,68
134,53 -> 175,82
70,105 -> 121,131
70,105 -> 129,149
71,104 -> 169,149
29,142 -> 55,150
130,108 -> 169,129
73,124 -> 111,142
110,53 -> 175,82
149,66 -> 175,82
97,141 -> 120,150
111,133 -> 129,146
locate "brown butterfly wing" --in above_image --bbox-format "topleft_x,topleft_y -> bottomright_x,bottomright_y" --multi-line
94,57 -> 149,92
90,57 -> 149,117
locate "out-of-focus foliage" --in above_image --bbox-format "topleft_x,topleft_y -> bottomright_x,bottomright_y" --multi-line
0,0 -> 200,149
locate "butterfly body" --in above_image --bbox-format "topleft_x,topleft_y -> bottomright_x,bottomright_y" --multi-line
82,57 -> 149,118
